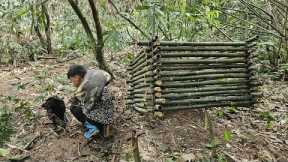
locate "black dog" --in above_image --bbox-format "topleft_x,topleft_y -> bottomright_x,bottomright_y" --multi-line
41,96 -> 67,129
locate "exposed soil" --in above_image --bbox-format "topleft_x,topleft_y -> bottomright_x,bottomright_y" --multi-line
0,55 -> 287,161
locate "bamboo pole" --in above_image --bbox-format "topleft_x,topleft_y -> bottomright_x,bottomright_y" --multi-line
131,78 -> 153,86
160,79 -> 249,88
160,46 -> 246,52
130,56 -> 147,68
162,85 -> 248,94
134,106 -> 154,113
160,69 -> 247,76
134,103 -> 154,107
161,73 -> 249,81
130,61 -> 150,73
160,64 -> 247,71
161,52 -> 247,58
134,84 -> 152,89
159,101 -> 255,110
130,52 -> 146,66
138,41 -> 247,46
131,72 -> 153,82
162,89 -> 249,99
158,95 -> 252,105
131,130 -> 141,162
161,58 -> 246,65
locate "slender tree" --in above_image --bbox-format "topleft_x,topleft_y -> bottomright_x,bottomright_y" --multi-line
67,0 -> 113,77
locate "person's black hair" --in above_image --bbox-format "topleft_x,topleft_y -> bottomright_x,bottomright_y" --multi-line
67,65 -> 87,79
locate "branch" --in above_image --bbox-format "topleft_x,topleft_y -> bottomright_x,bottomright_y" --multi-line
108,0 -> 149,39
213,25 -> 234,41
218,9 -> 281,38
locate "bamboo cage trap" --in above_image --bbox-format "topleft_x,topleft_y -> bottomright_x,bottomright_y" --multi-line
126,36 -> 259,112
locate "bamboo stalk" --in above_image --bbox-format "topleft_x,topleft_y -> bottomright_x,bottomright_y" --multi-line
138,41 -> 247,46
162,89 -> 249,99
131,78 -> 153,86
133,98 -> 153,103
130,61 -> 150,73
160,79 -> 249,88
160,46 -> 246,52
134,94 -> 154,98
134,84 -> 153,89
160,69 -> 247,77
162,85 -> 248,94
161,52 -> 246,58
131,72 -> 153,82
133,66 -> 152,77
134,103 -> 154,107
161,58 -> 246,65
130,52 -> 146,66
159,101 -> 254,111
160,64 -> 247,71
130,56 -> 148,68
133,88 -> 153,93
134,106 -> 154,113
161,73 -> 249,81
158,95 -> 252,105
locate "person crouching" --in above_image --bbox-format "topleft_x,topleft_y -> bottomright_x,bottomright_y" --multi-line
67,65 -> 114,140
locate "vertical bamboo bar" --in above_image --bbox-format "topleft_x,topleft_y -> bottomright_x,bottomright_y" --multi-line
151,37 -> 161,111
245,39 -> 258,104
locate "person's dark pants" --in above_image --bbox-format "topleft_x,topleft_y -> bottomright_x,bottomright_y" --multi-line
70,105 -> 104,134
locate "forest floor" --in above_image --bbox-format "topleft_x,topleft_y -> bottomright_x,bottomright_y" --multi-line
0,52 -> 288,162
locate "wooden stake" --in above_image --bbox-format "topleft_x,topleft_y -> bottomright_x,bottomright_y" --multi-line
131,130 -> 141,162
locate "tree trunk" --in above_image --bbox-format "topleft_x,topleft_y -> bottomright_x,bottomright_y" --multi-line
67,0 -> 113,78
41,4 -> 52,54
88,0 -> 113,77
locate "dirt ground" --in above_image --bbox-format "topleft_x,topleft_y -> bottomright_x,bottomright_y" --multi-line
0,55 -> 287,161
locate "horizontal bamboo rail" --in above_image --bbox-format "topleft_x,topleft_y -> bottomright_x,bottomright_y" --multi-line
159,79 -> 249,88
162,85 -> 248,94
161,52 -> 247,58
160,64 -> 248,71
161,58 -> 246,65
161,89 -> 250,99
137,41 -> 247,46
161,73 -> 249,81
157,95 -> 252,105
160,46 -> 246,52
159,101 -> 255,111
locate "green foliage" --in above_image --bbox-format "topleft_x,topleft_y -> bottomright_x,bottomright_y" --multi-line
0,107 -> 15,147
0,148 -> 9,157
259,111 -> 275,128
227,106 -> 237,114
223,130 -> 232,142
216,110 -> 225,118
15,100 -> 34,120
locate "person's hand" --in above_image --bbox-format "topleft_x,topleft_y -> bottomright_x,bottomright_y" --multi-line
69,97 -> 80,105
